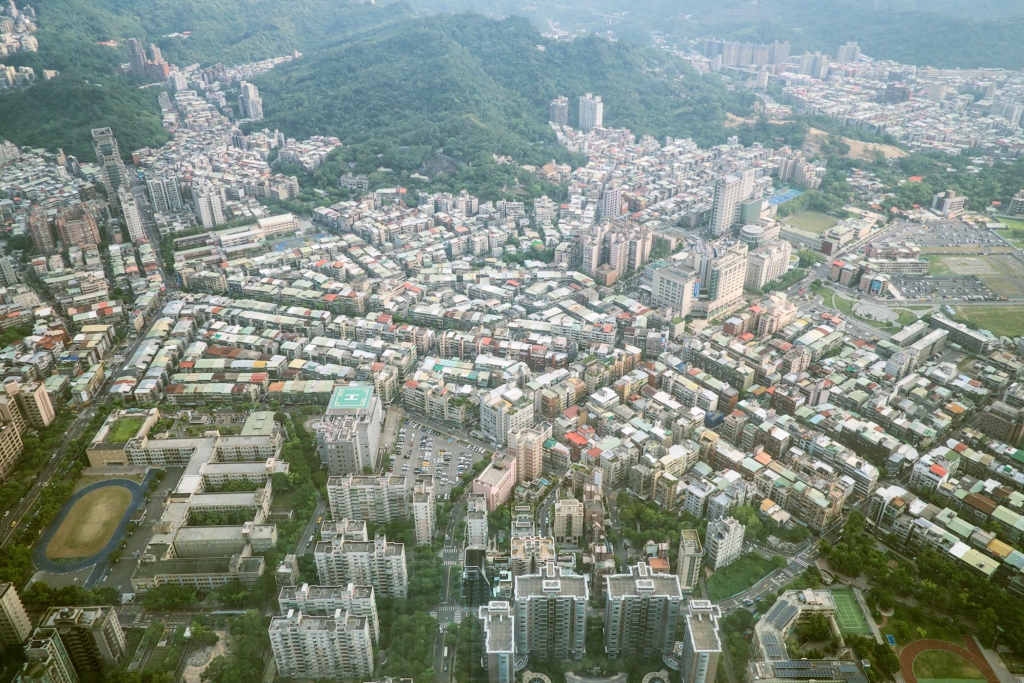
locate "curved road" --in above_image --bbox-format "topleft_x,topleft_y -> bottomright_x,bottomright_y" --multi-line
33,477 -> 149,574
899,638 -> 999,683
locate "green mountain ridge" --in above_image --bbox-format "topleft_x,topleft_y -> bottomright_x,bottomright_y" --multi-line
251,13 -> 756,176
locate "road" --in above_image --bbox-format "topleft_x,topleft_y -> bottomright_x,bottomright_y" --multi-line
717,545 -> 819,614
295,498 -> 327,556
434,499 -> 466,683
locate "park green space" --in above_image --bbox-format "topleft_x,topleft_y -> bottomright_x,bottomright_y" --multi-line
707,554 -> 776,601
45,486 -> 132,560
882,604 -> 964,645
783,211 -> 839,234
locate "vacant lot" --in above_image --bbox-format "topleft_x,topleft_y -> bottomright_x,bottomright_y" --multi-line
783,211 -> 838,235
914,650 -> 984,682
928,254 -> 1024,298
707,554 -> 776,601
953,306 -> 1024,337
46,486 -> 132,560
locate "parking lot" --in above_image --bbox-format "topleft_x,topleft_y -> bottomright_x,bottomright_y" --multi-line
889,275 -> 999,301
387,421 -> 490,498
886,220 -> 1009,250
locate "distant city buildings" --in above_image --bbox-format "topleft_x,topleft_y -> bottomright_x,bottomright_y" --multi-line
549,95 -> 569,126
237,81 -> 264,120
578,93 -> 603,132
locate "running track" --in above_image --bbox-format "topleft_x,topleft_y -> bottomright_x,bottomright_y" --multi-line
899,637 -> 999,683
33,473 -> 154,574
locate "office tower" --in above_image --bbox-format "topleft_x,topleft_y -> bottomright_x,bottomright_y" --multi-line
412,474 -> 435,545
314,531 -> 408,598
237,81 -> 264,120
19,630 -> 79,683
325,474 -> 409,523
0,422 -> 24,483
315,385 -> 383,476
508,424 -> 546,483
578,93 -> 603,132
466,495 -> 488,548
479,384 -> 535,447
117,187 -> 146,242
604,562 -> 682,659
651,264 -> 698,316
553,496 -> 583,546
978,401 -> 1024,447
91,128 -> 128,200
705,517 -> 744,571
679,600 -> 722,683
277,583 -> 379,643
0,583 -> 31,646
0,256 -> 17,287
479,601 -> 515,683
711,169 -> 754,235
549,96 -> 569,126
931,190 -> 967,218
677,529 -> 703,594
696,239 -> 749,320
146,170 -> 183,213
269,609 -> 374,680
126,38 -> 147,80
27,208 -> 56,255
600,184 -> 622,221
41,606 -> 126,675
54,204 -> 100,249
192,181 -> 225,229
5,381 -> 54,428
514,562 -> 588,661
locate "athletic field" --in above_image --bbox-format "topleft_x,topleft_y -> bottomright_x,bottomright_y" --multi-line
831,588 -> 872,636
45,486 -> 132,560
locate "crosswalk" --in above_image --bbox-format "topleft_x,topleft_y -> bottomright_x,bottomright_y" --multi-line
793,556 -> 809,568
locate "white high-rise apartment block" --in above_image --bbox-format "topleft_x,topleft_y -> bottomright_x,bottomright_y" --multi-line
705,517 -> 744,571
651,265 -> 698,316
604,562 -> 683,659
325,474 -> 409,523
578,93 -> 604,132
91,127 -> 128,200
678,600 -> 722,683
549,96 -> 569,126
514,562 -> 588,661
237,81 -> 264,120
0,582 -> 31,646
314,530 -> 408,599
508,422 -> 550,484
277,583 -> 379,643
412,474 -> 435,545
118,187 -> 146,242
146,170 -> 183,214
193,181 -> 225,229
269,609 -> 374,681
744,241 -> 792,292
466,495 -> 488,548
600,185 -> 622,221
711,169 -> 754,236
677,529 -> 703,594
836,41 -> 861,63
553,496 -> 583,546
480,384 -> 534,446
316,385 -> 383,476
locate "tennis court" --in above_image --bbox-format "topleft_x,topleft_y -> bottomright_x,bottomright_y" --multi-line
832,588 -> 872,636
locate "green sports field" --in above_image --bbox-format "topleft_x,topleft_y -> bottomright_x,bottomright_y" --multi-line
831,588 -> 872,636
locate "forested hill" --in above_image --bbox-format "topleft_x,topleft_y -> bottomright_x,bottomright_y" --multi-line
402,0 -> 1024,70
251,13 -> 756,175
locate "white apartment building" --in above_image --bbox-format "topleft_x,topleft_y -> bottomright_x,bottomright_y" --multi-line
479,601 -> 515,683
677,529 -> 703,594
677,600 -> 722,683
711,169 -> 754,236
314,530 -> 408,599
553,496 -> 584,546
480,384 -> 535,446
579,93 -> 604,132
277,583 -> 379,643
325,474 -> 409,523
412,474 -> 436,546
514,563 -> 588,661
269,609 -> 374,680
744,241 -> 792,292
466,494 -> 488,548
0,582 -> 31,646
705,517 -> 744,571
508,423 -> 548,483
118,186 -> 147,242
604,562 -> 683,659
651,264 -> 698,316
316,385 -> 383,476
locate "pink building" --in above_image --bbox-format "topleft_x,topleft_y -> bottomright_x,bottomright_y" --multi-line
472,453 -> 518,511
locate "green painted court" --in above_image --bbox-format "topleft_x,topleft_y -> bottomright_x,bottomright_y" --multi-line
831,588 -> 872,636
328,385 -> 373,411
